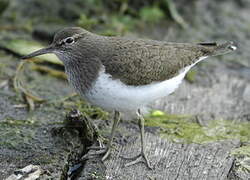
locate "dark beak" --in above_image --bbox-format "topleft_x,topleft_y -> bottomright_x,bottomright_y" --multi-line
21,45 -> 54,60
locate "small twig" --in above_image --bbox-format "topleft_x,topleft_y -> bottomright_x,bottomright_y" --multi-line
164,0 -> 188,28
13,61 -> 45,111
49,93 -> 78,104
31,64 -> 67,79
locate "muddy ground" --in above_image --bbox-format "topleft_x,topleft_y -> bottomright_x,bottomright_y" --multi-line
0,0 -> 250,179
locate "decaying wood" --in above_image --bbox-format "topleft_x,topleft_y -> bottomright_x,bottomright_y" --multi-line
82,132 -> 240,180
58,109 -> 100,179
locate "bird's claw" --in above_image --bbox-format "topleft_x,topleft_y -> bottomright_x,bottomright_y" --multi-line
121,152 -> 153,169
83,145 -> 112,161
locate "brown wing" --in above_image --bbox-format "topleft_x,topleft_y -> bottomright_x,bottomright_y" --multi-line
100,37 -> 234,86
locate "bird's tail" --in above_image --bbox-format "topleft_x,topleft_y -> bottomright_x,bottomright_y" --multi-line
198,41 -> 237,56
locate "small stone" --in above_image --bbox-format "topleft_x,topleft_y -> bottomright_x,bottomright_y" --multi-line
6,165 -> 42,180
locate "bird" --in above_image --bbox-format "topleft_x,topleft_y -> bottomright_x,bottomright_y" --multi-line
21,27 -> 237,169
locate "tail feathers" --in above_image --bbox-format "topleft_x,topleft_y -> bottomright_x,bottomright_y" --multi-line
199,41 -> 237,56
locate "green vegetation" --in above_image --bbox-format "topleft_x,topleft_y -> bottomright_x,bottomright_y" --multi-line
0,0 -> 8,16
1,0 -> 186,36
75,3 -> 168,35
231,146 -> 250,172
146,110 -> 250,144
232,146 -> 250,157
75,100 -> 109,120
77,14 -> 98,30
0,119 -> 36,148
62,98 -> 109,121
139,6 -> 165,24
185,70 -> 197,83
90,171 -> 106,180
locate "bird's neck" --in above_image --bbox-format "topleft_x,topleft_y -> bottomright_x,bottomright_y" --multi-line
61,55 -> 102,94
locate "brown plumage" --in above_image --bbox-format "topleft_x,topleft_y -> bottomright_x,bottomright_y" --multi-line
51,27 -> 236,86
101,37 -> 235,85
22,27 -> 236,88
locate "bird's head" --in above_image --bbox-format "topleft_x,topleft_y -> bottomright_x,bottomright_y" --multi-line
21,27 -> 93,63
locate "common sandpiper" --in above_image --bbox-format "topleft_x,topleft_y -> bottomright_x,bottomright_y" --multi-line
22,27 -> 237,169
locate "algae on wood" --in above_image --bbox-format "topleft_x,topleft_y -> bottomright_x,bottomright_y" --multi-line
146,111 -> 250,144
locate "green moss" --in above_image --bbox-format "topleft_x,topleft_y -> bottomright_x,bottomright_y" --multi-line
231,146 -> 250,172
145,111 -> 201,143
231,146 -> 250,157
63,99 -> 108,120
0,124 -> 35,149
205,120 -> 250,142
185,70 -> 197,83
146,111 -> 250,144
0,116 -> 41,149
1,117 -> 38,126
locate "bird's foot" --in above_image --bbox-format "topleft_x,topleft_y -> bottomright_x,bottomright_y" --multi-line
121,152 -> 153,169
83,145 -> 112,161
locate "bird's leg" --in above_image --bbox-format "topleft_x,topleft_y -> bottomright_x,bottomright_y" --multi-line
101,110 -> 121,161
123,109 -> 152,169
90,111 -> 121,161
86,111 -> 120,161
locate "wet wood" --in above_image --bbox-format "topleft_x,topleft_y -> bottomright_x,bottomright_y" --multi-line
83,133 -> 240,180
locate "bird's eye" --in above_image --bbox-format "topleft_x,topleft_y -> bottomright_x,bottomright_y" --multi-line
64,37 -> 74,44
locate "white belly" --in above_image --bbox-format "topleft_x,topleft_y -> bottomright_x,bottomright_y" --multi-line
84,67 -> 187,112
84,57 -> 207,112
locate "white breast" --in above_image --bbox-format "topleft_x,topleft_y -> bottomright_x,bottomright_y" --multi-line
83,57 -> 207,113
